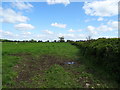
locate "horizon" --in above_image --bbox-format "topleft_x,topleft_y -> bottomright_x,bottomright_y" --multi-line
0,0 -> 119,41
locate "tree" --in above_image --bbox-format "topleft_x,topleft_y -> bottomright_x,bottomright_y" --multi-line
46,40 -> 49,42
86,35 -> 92,41
54,40 -> 57,42
59,36 -> 65,42
66,40 -> 74,42
38,40 -> 42,42
29,39 -> 37,42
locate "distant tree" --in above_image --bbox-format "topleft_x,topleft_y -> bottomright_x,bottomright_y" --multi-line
86,35 -> 92,42
26,40 -> 29,42
9,40 -> 13,42
67,40 -> 75,42
29,39 -> 37,42
86,35 -> 92,41
22,40 -> 26,42
75,40 -> 84,42
59,36 -> 65,42
98,37 -> 106,40
38,40 -> 42,42
46,40 -> 49,42
13,40 -> 17,42
22,40 -> 29,42
67,40 -> 70,42
54,40 -> 57,42
76,40 -> 80,42
0,39 -> 8,42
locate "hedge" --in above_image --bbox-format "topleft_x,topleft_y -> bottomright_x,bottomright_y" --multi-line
71,38 -> 120,82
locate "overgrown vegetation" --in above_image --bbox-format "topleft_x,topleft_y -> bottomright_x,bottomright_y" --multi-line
70,38 -> 120,84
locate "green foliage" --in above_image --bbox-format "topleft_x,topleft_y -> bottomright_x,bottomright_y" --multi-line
58,36 -> 65,42
71,38 -> 120,82
29,39 -> 37,42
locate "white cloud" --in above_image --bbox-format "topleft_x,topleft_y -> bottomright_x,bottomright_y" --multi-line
87,26 -> 97,34
22,32 -> 32,35
0,30 -> 19,39
15,32 -> 32,39
12,2 -> 33,10
51,22 -> 66,28
43,30 -> 54,34
87,26 -> 95,31
97,17 -> 104,21
0,30 -> 13,36
36,34 -> 46,38
87,21 -> 118,34
65,34 -> 75,37
57,33 -> 87,40
107,21 -> 118,30
35,34 -> 57,41
68,29 -> 75,32
58,33 -> 75,38
0,7 -> 29,23
83,0 -> 118,17
47,0 -> 70,6
77,34 -> 87,40
78,34 -> 86,37
68,29 -> 83,32
97,25 -> 113,32
14,23 -> 35,30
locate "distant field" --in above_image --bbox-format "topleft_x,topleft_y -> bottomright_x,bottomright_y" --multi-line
2,42 -> 118,88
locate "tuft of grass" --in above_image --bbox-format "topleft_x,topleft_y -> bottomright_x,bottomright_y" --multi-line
43,64 -> 81,88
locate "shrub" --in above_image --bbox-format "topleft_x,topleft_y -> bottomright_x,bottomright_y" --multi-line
70,38 -> 120,82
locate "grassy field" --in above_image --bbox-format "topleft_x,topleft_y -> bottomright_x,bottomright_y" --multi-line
2,42 -> 118,88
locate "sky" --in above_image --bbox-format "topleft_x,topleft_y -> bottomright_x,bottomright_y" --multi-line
0,0 -> 119,41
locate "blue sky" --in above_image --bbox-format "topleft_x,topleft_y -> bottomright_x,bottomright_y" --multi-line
0,0 -> 118,41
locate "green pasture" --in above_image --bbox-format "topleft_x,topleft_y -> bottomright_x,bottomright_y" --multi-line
2,42 -> 118,88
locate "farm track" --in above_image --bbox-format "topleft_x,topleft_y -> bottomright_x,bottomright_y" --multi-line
9,53 -> 81,88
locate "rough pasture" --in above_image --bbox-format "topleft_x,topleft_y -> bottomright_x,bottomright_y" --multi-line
2,42 -> 118,88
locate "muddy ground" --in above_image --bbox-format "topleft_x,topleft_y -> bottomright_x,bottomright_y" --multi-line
9,53 -> 83,88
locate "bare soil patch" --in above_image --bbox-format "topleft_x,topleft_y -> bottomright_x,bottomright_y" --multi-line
9,53 -> 80,87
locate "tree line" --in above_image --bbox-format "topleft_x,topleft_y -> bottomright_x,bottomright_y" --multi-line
0,36 -> 85,43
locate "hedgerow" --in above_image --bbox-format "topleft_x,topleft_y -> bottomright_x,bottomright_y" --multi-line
71,38 -> 120,82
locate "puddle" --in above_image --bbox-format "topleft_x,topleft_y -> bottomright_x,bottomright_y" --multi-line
65,62 -> 75,65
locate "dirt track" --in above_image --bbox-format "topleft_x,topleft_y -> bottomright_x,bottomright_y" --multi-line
9,53 -> 80,87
